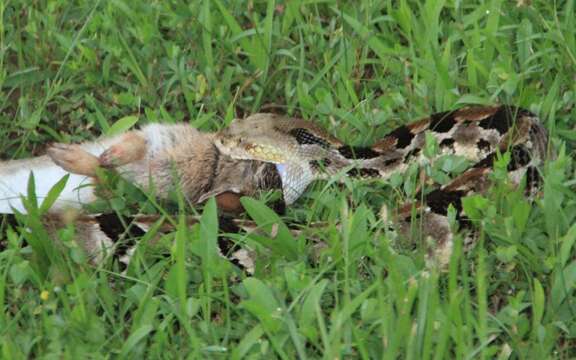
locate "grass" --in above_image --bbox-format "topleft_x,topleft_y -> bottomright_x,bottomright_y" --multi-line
0,0 -> 575,358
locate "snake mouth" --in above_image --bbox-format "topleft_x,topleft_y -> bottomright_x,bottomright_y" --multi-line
214,137 -> 286,163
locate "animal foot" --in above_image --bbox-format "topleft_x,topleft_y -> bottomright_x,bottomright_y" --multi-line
98,146 -> 124,168
47,143 -> 100,177
99,133 -> 146,168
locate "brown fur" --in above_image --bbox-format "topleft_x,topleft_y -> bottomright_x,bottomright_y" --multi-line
99,132 -> 147,167
47,124 -> 282,211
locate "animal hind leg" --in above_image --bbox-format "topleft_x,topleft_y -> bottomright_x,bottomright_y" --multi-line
98,131 -> 147,168
47,143 -> 101,177
47,131 -> 147,176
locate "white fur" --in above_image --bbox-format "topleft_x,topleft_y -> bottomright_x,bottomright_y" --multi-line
0,137 -> 119,214
141,124 -> 176,156
0,124 -> 198,214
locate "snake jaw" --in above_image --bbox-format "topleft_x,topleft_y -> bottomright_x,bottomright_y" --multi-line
214,128 -> 292,163
243,143 -> 288,163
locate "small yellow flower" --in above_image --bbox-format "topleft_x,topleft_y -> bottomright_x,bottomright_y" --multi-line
40,290 -> 49,301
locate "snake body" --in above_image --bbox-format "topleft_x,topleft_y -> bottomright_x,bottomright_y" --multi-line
215,105 -> 549,265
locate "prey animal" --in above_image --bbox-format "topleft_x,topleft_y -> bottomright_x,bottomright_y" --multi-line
0,123 -> 283,215
0,122 -> 286,271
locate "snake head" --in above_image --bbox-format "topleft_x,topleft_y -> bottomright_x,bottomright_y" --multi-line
214,113 -> 298,163
215,113 -> 343,166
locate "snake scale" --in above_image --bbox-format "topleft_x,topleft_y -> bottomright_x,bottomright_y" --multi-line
0,105 -> 549,272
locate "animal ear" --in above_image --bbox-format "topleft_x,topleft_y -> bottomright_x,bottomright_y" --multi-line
215,192 -> 244,214
197,189 -> 245,214
198,187 -> 240,203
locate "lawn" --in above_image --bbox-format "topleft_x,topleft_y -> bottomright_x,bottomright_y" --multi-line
1,0 -> 575,358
